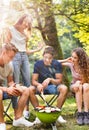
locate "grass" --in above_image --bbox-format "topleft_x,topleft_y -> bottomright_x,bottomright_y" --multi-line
4,96 -> 89,130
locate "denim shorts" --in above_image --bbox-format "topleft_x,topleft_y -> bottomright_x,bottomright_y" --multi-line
3,92 -> 18,109
36,84 -> 60,94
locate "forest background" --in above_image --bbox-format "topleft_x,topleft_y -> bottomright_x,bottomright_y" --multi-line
0,0 -> 88,86
0,1 -> 89,130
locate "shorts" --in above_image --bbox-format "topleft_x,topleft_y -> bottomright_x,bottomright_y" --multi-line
3,92 -> 18,109
36,84 -> 61,94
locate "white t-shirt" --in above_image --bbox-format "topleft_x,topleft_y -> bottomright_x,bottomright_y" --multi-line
0,62 -> 13,84
10,26 -> 27,52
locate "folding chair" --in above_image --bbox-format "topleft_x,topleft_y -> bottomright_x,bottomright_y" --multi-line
1,81 -> 13,122
3,100 -> 13,122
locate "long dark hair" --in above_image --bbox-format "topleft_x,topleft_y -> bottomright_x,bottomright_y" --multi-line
72,47 -> 89,83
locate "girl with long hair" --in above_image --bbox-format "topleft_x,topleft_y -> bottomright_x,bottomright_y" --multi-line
59,47 -> 89,125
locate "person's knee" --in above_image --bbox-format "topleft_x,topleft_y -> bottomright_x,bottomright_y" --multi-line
22,87 -> 30,97
59,85 -> 68,95
72,87 -> 79,93
72,81 -> 82,92
71,85 -> 81,93
83,83 -> 89,92
26,86 -> 36,96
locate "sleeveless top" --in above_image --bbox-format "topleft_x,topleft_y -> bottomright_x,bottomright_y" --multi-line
10,26 -> 27,52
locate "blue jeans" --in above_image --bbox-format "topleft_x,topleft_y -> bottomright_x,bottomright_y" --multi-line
12,52 -> 30,106
12,52 -> 30,86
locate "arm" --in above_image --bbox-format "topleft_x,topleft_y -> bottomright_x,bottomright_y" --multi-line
50,73 -> 63,85
42,73 -> 63,87
0,83 -> 21,97
0,86 -> 8,92
3,28 -> 12,43
58,57 -> 72,66
26,42 -> 44,55
32,73 -> 44,92
7,75 -> 15,87
7,75 -> 23,96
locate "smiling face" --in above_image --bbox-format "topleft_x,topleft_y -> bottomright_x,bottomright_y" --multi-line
22,17 -> 32,30
43,53 -> 53,66
71,52 -> 79,65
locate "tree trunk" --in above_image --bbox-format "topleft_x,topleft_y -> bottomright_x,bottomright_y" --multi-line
34,0 -> 69,86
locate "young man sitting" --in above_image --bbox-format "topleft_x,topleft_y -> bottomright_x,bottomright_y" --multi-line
29,46 -> 68,124
0,44 -> 34,130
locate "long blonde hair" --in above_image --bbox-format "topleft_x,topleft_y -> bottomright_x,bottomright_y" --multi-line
15,14 -> 32,36
16,14 -> 32,31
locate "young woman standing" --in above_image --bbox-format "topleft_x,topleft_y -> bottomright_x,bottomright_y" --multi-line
4,14 -> 43,119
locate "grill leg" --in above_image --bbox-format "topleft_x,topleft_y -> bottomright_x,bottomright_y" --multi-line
51,123 -> 57,130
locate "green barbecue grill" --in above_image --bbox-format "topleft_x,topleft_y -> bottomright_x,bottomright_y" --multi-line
35,106 -> 61,130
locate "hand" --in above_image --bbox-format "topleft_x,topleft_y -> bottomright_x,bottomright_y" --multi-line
15,84 -> 24,93
42,78 -> 51,88
67,57 -> 73,63
26,42 -> 44,54
7,86 -> 22,96
37,84 -> 44,93
37,42 -> 44,51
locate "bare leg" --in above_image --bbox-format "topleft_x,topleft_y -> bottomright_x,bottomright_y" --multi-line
71,82 -> 83,112
0,90 -> 4,123
14,88 -> 30,119
83,83 -> 89,112
25,98 -> 29,111
57,85 -> 68,108
75,89 -> 83,112
29,86 -> 39,108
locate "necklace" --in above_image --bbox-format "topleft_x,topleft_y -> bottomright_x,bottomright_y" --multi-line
74,65 -> 80,73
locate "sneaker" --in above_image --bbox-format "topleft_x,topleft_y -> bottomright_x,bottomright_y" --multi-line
33,117 -> 41,125
57,116 -> 67,123
13,117 -> 33,127
76,112 -> 84,125
0,123 -> 6,130
23,110 -> 30,119
84,112 -> 89,125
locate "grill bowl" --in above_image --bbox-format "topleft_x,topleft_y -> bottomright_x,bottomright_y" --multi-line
35,108 -> 61,124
